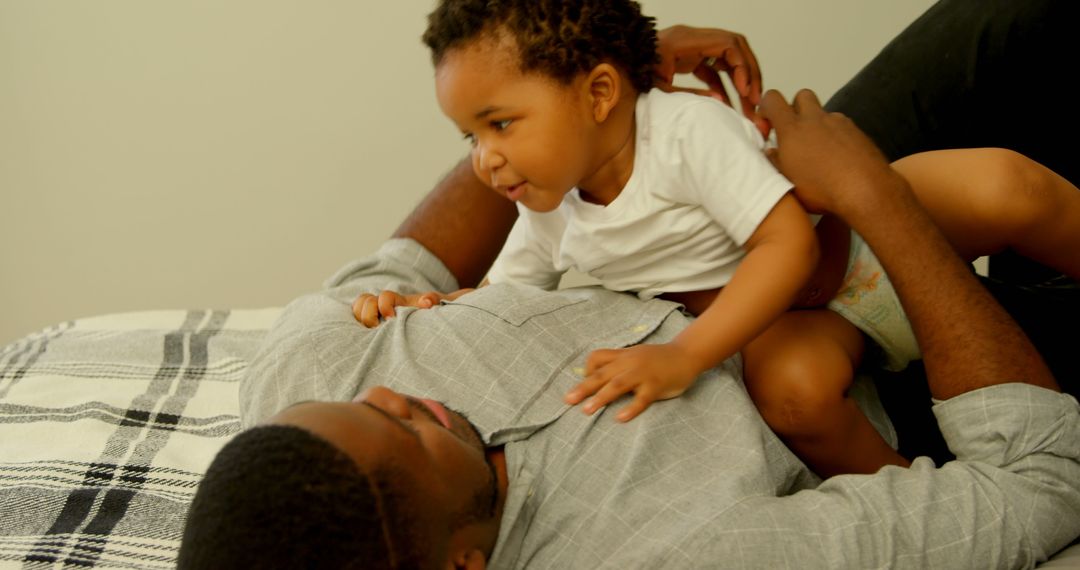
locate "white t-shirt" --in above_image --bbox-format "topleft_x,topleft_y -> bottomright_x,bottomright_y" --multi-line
487,89 -> 793,299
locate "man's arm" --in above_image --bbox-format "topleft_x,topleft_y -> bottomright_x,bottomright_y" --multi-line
760,89 -> 1057,398
392,158 -> 518,288
697,89 -> 1079,568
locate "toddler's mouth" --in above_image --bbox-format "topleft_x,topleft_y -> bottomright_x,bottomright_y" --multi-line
504,182 -> 526,201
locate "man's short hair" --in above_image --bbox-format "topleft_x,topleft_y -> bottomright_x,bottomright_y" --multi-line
178,424 -> 432,569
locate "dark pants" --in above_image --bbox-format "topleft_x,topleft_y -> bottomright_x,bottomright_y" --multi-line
823,0 -> 1079,461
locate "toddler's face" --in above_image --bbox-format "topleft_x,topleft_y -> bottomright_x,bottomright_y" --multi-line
434,36 -> 597,213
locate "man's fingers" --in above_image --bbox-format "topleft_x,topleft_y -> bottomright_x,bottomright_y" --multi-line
791,88 -> 825,116
758,90 -> 794,129
731,64 -> 750,98
691,66 -> 732,106
708,38 -> 760,102
735,35 -> 762,103
764,147 -> 780,168
417,292 -> 440,308
655,55 -> 676,85
743,98 -> 770,139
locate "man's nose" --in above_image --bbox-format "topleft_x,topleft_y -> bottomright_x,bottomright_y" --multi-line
355,386 -> 412,419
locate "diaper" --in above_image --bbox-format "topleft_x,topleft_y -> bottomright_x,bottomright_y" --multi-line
827,232 -> 920,371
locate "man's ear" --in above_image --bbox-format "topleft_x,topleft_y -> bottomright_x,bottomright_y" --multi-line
444,523 -> 493,570
584,63 -> 622,123
448,548 -> 486,570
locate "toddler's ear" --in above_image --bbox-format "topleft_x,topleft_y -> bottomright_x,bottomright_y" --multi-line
585,63 -> 622,123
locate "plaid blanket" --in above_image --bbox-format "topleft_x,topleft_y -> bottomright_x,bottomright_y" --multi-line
0,309 -> 279,569
3,307 -> 1079,569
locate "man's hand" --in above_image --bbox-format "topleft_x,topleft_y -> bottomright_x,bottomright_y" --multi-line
655,25 -> 767,136
758,89 -> 904,216
564,343 -> 704,422
760,89 -> 1058,398
352,288 -> 473,328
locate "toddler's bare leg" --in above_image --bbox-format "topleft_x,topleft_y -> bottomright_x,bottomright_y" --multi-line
892,148 -> 1080,279
743,309 -> 910,478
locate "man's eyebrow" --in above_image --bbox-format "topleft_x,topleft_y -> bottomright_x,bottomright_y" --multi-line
360,402 -> 421,440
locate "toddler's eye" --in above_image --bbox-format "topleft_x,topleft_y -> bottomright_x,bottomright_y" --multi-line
492,119 -> 512,131
462,133 -> 477,147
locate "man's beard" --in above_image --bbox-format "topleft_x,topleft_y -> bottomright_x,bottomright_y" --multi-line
447,403 -> 499,528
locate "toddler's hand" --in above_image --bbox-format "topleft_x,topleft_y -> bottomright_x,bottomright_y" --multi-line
352,288 -> 473,328
353,290 -> 440,328
564,343 -> 704,422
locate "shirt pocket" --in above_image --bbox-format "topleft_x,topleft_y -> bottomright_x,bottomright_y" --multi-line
443,283 -> 585,326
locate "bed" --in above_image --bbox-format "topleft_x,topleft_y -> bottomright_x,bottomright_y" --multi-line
1,308 -> 1078,569
0,309 -> 275,568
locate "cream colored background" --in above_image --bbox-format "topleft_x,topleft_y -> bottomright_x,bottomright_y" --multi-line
1,0 -> 938,346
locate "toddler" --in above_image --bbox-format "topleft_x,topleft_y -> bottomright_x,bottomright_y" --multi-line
358,0 -> 1080,477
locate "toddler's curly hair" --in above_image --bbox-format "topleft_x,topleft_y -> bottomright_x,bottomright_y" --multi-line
423,0 -> 659,93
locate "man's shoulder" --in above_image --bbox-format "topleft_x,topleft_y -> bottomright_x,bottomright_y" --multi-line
323,238 -> 459,293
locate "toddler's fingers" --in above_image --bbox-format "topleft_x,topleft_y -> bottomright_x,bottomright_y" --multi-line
444,288 -> 474,302
582,371 -> 636,415
585,348 -> 620,376
358,297 -> 382,329
616,389 -> 658,423
378,291 -> 401,319
352,294 -> 371,323
417,292 -> 441,308
353,294 -> 379,325
564,371 -> 610,405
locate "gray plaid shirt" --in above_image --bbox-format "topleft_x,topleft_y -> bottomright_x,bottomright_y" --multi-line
241,239 -> 1080,569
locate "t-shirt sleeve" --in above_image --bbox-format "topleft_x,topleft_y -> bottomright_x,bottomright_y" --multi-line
485,207 -> 565,290
671,100 -> 794,245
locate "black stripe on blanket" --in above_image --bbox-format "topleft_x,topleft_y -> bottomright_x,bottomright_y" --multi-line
22,310 -> 228,567
0,320 -> 73,399
0,401 -> 240,438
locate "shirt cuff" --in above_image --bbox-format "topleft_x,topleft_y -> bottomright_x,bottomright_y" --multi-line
933,383 -> 1080,466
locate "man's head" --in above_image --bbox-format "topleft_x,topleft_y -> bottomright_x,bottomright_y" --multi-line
180,386 -> 504,569
423,0 -> 658,212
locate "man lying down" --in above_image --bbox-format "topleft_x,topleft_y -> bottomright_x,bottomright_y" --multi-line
179,6 -> 1080,569
177,86 -> 1079,568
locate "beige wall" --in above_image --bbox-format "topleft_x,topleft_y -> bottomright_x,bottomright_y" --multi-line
0,0 -> 936,345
